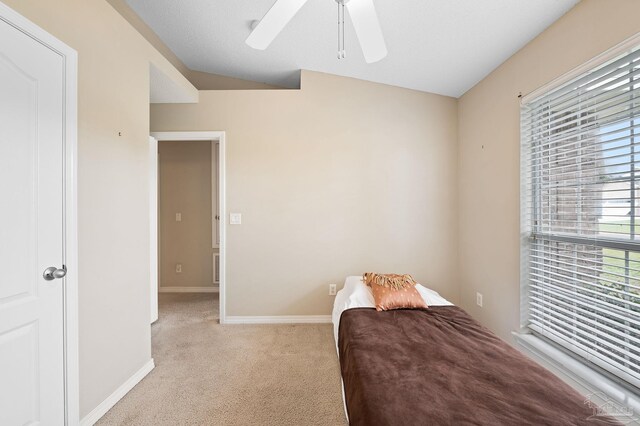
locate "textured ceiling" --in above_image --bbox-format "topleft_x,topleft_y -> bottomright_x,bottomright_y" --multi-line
126,0 -> 579,97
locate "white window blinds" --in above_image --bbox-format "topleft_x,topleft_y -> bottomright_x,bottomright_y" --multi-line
522,46 -> 640,388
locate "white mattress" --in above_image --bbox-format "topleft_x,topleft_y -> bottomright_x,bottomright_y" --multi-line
331,275 -> 453,346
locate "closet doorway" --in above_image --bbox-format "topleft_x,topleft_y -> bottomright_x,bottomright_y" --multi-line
149,132 -> 226,324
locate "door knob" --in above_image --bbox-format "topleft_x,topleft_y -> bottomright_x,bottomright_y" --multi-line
43,265 -> 67,281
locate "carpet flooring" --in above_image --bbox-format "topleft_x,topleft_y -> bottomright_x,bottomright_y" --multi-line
97,293 -> 347,425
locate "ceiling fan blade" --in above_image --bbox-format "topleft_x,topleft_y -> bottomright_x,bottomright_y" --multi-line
246,0 -> 309,50
345,0 -> 387,63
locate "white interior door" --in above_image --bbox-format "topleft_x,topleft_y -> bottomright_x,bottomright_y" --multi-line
0,16 -> 66,426
212,142 -> 219,285
214,142 -> 220,248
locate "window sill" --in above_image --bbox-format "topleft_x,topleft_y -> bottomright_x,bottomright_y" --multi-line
513,332 -> 640,424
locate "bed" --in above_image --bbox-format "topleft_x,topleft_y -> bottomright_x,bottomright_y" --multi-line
332,276 -> 618,426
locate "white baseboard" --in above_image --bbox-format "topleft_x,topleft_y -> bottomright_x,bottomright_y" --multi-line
224,315 -> 331,324
159,286 -> 219,293
80,359 -> 155,426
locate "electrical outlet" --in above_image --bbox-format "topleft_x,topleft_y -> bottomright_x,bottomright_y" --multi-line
329,283 -> 337,296
175,213 -> 182,222
476,292 -> 483,308
176,263 -> 182,273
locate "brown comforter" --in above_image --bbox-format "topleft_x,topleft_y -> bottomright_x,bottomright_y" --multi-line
338,307 -> 619,425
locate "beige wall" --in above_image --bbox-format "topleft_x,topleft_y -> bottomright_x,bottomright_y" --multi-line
159,141 -> 214,288
1,0 -> 194,418
152,70 -> 459,316
457,0 -> 640,342
188,70 -> 283,91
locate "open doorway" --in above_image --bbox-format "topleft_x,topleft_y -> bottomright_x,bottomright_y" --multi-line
149,132 -> 226,326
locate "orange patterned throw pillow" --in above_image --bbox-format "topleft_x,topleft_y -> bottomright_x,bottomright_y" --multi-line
363,273 -> 428,312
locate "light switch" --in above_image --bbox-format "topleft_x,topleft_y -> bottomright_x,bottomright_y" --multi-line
175,213 -> 182,222
230,213 -> 242,225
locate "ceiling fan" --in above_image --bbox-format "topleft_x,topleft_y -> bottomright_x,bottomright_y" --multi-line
246,0 -> 387,63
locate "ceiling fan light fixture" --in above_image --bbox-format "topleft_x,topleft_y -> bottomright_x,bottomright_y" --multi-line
337,0 -> 346,59
245,0 -> 387,63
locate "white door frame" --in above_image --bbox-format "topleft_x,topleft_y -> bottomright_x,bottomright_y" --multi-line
150,131 -> 227,323
0,2 -> 79,424
149,136 -> 159,323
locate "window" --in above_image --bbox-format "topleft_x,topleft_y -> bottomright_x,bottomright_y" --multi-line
522,46 -> 640,388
